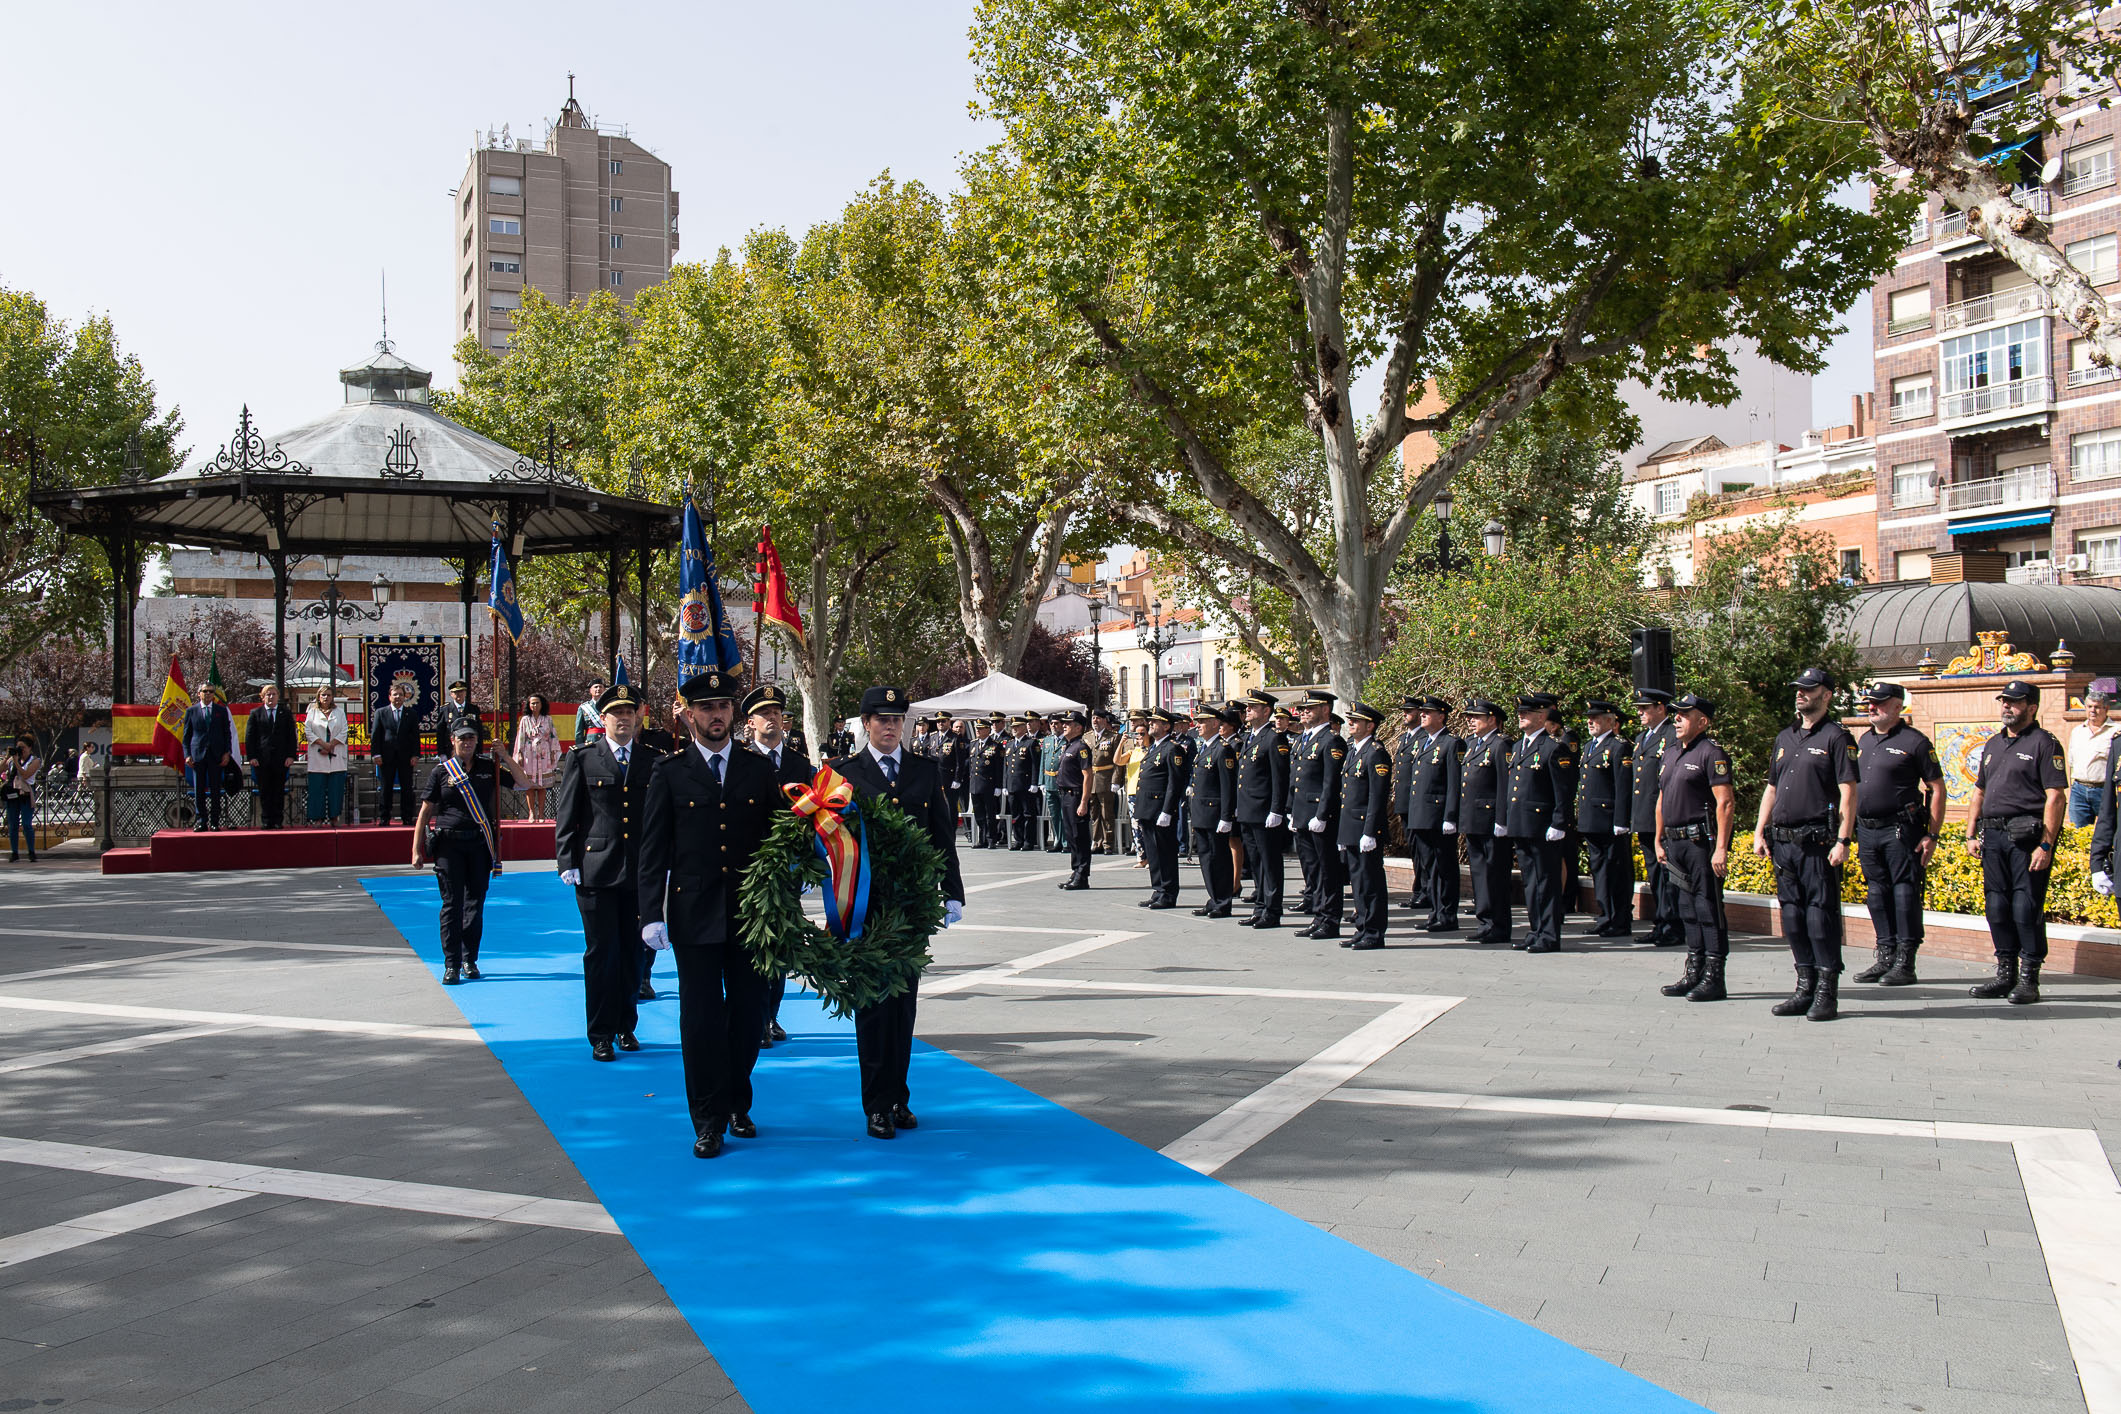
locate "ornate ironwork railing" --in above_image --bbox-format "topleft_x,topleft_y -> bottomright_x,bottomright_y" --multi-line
196,406 -> 313,478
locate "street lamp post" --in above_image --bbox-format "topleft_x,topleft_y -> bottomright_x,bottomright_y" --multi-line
1087,599 -> 1106,710
293,555 -> 393,690
1134,598 -> 1174,708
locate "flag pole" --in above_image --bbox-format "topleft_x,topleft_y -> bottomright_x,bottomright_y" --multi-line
751,524 -> 766,685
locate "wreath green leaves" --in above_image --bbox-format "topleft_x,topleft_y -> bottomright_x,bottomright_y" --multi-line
738,793 -> 946,1017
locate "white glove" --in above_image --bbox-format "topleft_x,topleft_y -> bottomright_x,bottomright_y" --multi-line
1309,816 -> 1326,833
2096,870 -> 2115,897
1157,812 -> 1172,827
1266,812 -> 1285,829
951,781 -> 961,789
944,899 -> 963,926
641,921 -> 670,951
1545,826 -> 1566,842
995,788 -> 1004,798
1216,819 -> 1231,834
1615,825 -> 1631,836
1359,834 -> 1377,853
1494,823 -> 1508,837
559,867 -> 582,886
1441,821 -> 1457,835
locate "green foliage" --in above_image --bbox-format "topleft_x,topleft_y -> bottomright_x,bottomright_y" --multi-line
1451,417 -> 1657,567
738,793 -> 946,1016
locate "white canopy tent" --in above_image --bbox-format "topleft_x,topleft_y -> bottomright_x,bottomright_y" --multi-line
909,671 -> 1087,717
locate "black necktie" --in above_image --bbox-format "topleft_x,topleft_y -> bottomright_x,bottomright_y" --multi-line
710,752 -> 724,785
882,755 -> 898,784
615,745 -> 629,781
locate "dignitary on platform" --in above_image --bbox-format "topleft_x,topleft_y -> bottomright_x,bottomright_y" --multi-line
244,684 -> 299,830
412,721 -> 518,985
638,669 -> 781,1157
369,680 -> 424,827
1336,702 -> 1393,950
1186,703 -> 1240,917
1130,707 -> 1190,909
827,686 -> 966,1140
1290,692 -> 1348,940
555,682 -> 661,1060
304,687 -> 350,827
182,682 -> 238,833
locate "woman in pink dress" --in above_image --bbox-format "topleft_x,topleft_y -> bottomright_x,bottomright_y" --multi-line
513,693 -> 560,819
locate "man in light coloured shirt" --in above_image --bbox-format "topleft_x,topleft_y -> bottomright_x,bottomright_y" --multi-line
2066,680 -> 2120,827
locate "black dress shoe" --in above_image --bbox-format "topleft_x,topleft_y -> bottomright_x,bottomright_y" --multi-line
443,967 -> 462,985
728,1113 -> 757,1139
1425,919 -> 1460,933
1350,937 -> 1384,951
693,1131 -> 724,1158
890,1104 -> 918,1130
766,1020 -> 786,1042
1201,906 -> 1231,919
464,962 -> 481,980
592,1039 -> 616,1062
866,1113 -> 897,1140
1237,916 -> 1260,927
615,1033 -> 639,1052
191,823 -> 207,833
638,981 -> 657,1001
1526,939 -> 1560,954
1311,929 -> 1342,940
1339,937 -> 1355,948
1147,900 -> 1177,910
1137,899 -> 1156,908
1253,918 -> 1281,930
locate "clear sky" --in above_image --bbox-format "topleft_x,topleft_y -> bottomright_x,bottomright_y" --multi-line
0,1 -> 1868,461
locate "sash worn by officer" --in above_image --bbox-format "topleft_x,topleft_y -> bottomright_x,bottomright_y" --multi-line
554,682 -> 664,1061
829,685 -> 966,1139
638,669 -> 780,1159
1337,702 -> 1394,950
1233,688 -> 1292,928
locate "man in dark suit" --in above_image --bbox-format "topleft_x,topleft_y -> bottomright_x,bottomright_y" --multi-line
1398,696 -> 1464,931
1004,716 -> 1040,849
968,714 -> 1006,848
638,669 -> 781,1159
829,685 -> 966,1140
743,683 -> 813,1046
1456,700 -> 1513,944
369,681 -> 424,826
1186,703 -> 1239,916
1338,702 -> 1394,950
182,684 -> 236,832
244,683 -> 298,829
1290,692 -> 1348,939
1578,700 -> 1636,937
556,683 -> 663,1062
937,713 -> 970,837
1130,707 -> 1189,909
1502,693 -> 1579,955
1233,688 -> 1291,928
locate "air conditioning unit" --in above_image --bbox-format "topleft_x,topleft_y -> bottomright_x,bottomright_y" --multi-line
2065,554 -> 2092,572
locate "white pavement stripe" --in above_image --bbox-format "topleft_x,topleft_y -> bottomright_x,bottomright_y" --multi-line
0,927 -> 404,956
1328,1087 -> 2121,1414
0,1187 -> 252,1269
923,931 -> 1144,996
0,947 -> 253,984
0,1024 -> 239,1074
0,994 -> 477,1043
958,859 -> 1138,894
1160,998 -> 1463,1177
0,1135 -> 619,1235
976,975 -> 1436,1005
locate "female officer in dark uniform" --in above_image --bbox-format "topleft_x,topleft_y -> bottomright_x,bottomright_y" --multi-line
412,722 -> 516,984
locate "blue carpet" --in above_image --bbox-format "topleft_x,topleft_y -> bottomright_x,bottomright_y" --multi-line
363,872 -> 1702,1413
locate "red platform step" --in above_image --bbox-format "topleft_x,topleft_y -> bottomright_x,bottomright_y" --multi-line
103,821 -> 556,875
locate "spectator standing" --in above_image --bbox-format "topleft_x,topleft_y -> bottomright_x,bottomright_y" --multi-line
245,685 -> 299,829
514,693 -> 561,819
4,735 -> 41,862
305,686 -> 350,827
2066,681 -> 2120,827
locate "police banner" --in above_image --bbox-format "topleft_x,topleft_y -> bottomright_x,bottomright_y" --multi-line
359,637 -> 446,754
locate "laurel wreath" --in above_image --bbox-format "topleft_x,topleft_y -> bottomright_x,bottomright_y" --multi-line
738,794 -> 945,1017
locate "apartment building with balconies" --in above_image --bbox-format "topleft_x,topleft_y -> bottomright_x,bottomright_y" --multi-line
1872,57 -> 2121,587
452,84 -> 678,354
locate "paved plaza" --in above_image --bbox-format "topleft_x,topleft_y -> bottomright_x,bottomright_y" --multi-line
0,853 -> 2115,1413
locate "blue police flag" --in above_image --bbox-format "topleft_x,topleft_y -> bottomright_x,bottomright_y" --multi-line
487,522 -> 524,643
676,491 -> 742,672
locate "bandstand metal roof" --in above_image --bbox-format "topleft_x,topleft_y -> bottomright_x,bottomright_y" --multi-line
1851,581 -> 2121,675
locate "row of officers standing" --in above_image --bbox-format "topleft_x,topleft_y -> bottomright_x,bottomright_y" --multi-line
1100,671 -> 2074,1021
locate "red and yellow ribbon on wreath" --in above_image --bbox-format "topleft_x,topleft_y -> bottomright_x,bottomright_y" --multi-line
785,765 -> 872,940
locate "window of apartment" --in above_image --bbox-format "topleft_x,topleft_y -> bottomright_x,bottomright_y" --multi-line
609,269 -> 624,287
2083,529 -> 2121,574
1654,479 -> 1687,517
463,303 -> 474,332
609,196 -> 623,213
1213,657 -> 1226,699
1117,670 -> 1128,710
609,159 -> 623,175
1887,285 -> 1932,334
1838,548 -> 1864,582
489,217 -> 520,235
1140,664 -> 1151,706
610,233 -> 623,250
1891,458 -> 1936,506
488,252 -> 520,274
2066,139 -> 2115,196
488,290 -> 521,314
2074,427 -> 2121,480
487,175 -> 522,197
462,230 -> 473,255
461,189 -> 472,217
1895,550 -> 1932,582
1888,373 -> 1933,421
2068,232 -> 2119,283
1941,319 -> 2047,391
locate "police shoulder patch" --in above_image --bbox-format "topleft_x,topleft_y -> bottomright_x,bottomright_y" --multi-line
1332,749 -> 1345,760
2055,754 -> 2067,771
1713,758 -> 1729,776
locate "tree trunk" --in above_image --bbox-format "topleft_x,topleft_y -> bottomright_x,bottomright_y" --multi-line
929,477 -> 1074,678
1930,152 -> 2121,367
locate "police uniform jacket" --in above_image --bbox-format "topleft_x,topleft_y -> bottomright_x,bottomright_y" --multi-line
439,698 -> 487,745
1630,718 -> 1676,834
1090,731 -> 1119,792
1057,737 -> 1091,793
554,737 -> 664,890
1005,735 -> 1040,793
1290,727 -> 1348,831
1397,729 -> 1462,830
830,748 -> 966,903
637,743 -> 781,948
753,739 -> 814,788
1576,731 -> 1634,834
1187,733 -> 1239,828
969,734 -> 1006,794
1502,731 -> 1578,839
938,732 -> 970,786
1234,726 -> 1292,824
1131,736 -> 1190,822
1336,737 -> 1393,848
1456,730 -> 1509,838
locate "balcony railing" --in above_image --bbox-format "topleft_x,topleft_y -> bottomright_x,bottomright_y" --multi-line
1892,480 -> 1938,508
2005,561 -> 2058,585
1940,376 -> 2055,422
1938,283 -> 2053,332
2064,165 -> 2115,198
2070,362 -> 2121,389
1887,312 -> 1933,336
2072,453 -> 2121,482
1943,464 -> 2056,516
1937,187 -> 2052,241
1888,394 -> 1934,423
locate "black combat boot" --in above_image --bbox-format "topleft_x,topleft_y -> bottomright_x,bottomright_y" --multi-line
1685,954 -> 1728,1002
2008,960 -> 2042,1005
1770,966 -> 1816,1017
1806,969 -> 1840,1021
1969,956 -> 2018,999
1852,946 -> 1894,984
1879,943 -> 1919,987
1661,949 -> 1704,997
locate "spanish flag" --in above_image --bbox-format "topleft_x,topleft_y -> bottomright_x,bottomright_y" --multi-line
756,525 -> 805,650
150,654 -> 189,770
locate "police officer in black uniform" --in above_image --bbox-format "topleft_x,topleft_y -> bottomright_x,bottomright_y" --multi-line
1391,699 -> 1431,914
411,721 -> 515,984
1397,696 -> 1462,931
1338,702 -> 1393,950
1967,680 -> 2067,1005
1631,689 -> 1682,946
1234,689 -> 1292,928
1655,694 -> 1737,1002
1131,707 -> 1188,908
743,683 -> 813,1047
1751,668 -> 1860,1021
1501,694 -> 1577,953
830,686 -> 966,1139
1291,691 -> 1348,939
1575,702 -> 1635,939
1851,682 -> 1945,988
638,669 -> 781,1158
555,682 -> 663,1061
1055,710 -> 1095,889
969,714 -> 1006,848
1187,703 -> 1240,916
936,713 -> 970,836
1458,699 -> 1512,945
1005,716 -> 1040,849
438,679 -> 487,745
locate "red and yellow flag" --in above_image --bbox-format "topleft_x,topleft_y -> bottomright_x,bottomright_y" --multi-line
150,654 -> 189,770
756,525 -> 806,650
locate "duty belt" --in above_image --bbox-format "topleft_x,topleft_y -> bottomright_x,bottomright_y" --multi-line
1661,822 -> 1711,842
1856,809 -> 1925,830
1767,819 -> 1832,844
